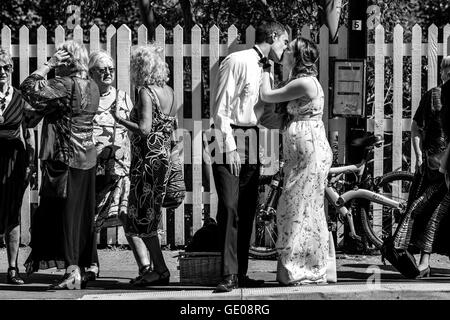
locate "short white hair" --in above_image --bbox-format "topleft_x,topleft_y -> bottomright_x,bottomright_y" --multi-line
88,50 -> 114,71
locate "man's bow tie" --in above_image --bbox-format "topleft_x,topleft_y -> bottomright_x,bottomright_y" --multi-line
253,46 -> 271,69
259,57 -> 271,69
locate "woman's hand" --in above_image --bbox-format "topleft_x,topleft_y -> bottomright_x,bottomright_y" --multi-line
110,103 -> 121,123
45,49 -> 72,69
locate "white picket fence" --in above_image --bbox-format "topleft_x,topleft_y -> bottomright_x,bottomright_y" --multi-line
2,23 -> 450,247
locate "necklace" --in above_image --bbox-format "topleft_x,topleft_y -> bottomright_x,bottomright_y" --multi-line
0,86 -> 11,124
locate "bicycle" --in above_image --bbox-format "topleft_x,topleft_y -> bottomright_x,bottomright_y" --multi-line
249,133 -> 414,259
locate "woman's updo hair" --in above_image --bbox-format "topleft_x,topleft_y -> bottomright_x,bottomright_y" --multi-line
291,36 -> 319,78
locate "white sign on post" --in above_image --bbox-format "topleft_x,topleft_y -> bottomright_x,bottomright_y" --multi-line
333,60 -> 366,118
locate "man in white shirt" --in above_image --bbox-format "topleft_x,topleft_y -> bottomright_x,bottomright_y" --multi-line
212,21 -> 289,293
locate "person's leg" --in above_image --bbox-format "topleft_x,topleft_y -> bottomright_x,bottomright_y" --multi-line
236,162 -> 260,279
212,163 -> 240,277
143,235 -> 168,274
417,191 -> 450,271
5,224 -> 20,268
127,235 -> 152,270
5,224 -> 24,284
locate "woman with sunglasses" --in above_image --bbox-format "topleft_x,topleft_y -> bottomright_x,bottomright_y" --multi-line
85,50 -> 133,282
0,48 -> 35,285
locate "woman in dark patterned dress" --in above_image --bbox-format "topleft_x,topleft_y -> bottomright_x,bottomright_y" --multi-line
111,44 -> 179,286
20,40 -> 100,290
0,48 -> 34,285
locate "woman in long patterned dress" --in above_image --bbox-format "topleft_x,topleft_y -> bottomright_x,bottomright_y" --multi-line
111,44 -> 179,286
85,50 -> 133,281
260,37 -> 333,285
0,48 -> 34,285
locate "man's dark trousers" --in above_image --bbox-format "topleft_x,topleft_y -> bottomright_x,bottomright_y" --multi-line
212,125 -> 260,278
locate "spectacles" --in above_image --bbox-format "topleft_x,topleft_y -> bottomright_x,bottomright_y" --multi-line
96,67 -> 115,75
0,65 -> 12,72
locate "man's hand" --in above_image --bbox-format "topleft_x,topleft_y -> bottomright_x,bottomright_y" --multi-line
226,150 -> 241,176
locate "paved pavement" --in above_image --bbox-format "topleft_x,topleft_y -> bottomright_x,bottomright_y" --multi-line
1,247 -> 450,300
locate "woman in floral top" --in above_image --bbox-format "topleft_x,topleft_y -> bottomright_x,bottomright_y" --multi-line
20,40 -> 100,290
85,50 -> 133,280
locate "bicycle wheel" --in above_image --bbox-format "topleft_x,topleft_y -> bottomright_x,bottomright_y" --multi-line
248,209 -> 278,260
360,171 -> 414,249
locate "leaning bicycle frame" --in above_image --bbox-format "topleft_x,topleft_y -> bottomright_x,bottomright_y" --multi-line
325,163 -> 405,242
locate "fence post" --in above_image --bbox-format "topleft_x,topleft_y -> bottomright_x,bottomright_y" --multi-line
173,24 -> 185,247
192,25 -> 203,236
208,25 -> 220,221
411,24 -> 422,173
373,24 -> 385,239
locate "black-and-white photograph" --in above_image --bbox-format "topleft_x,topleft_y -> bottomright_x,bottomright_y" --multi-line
1,0 -> 450,314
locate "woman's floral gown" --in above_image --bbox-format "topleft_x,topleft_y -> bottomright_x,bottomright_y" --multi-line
276,76 -> 333,285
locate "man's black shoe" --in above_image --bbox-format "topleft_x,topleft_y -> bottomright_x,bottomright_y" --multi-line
238,275 -> 264,288
213,274 -> 238,293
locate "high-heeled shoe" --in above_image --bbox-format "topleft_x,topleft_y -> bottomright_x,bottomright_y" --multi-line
416,266 -> 431,279
49,265 -> 81,290
129,265 -> 152,284
133,269 -> 170,287
6,267 -> 25,285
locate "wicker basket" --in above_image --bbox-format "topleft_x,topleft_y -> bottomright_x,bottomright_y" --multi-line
178,252 -> 222,286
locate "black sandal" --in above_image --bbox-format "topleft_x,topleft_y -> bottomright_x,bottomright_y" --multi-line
129,265 -> 152,284
133,269 -> 170,287
7,267 -> 25,285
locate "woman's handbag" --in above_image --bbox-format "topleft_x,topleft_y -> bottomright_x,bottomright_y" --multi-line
39,160 -> 69,198
162,137 -> 186,209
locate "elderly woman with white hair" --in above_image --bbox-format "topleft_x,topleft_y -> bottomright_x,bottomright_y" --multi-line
20,40 -> 100,290
0,48 -> 35,285
82,50 -> 134,282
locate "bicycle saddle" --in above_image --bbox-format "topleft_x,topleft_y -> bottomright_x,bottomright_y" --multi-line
351,134 -> 383,148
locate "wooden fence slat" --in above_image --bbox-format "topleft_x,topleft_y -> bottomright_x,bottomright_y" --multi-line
73,24 -> 83,43
227,25 -> 239,55
392,24 -> 403,234
36,26 -> 47,207
1,26 -> 11,49
89,25 -> 100,53
155,24 -> 167,245
117,25 -> 131,96
373,24 -> 385,239
335,25 -> 348,248
319,25 -> 330,133
19,25 -> 31,245
444,24 -> 450,57
174,24 -> 185,246
427,24 -> 438,90
138,25 -> 148,45
55,25 -> 65,49
245,25 -> 255,48
106,25 -> 117,90
208,25 -> 220,220
411,24 -> 422,172
192,25 -> 203,235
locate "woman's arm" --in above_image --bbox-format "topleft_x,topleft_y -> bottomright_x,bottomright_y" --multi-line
260,70 -> 310,104
112,88 -> 153,135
